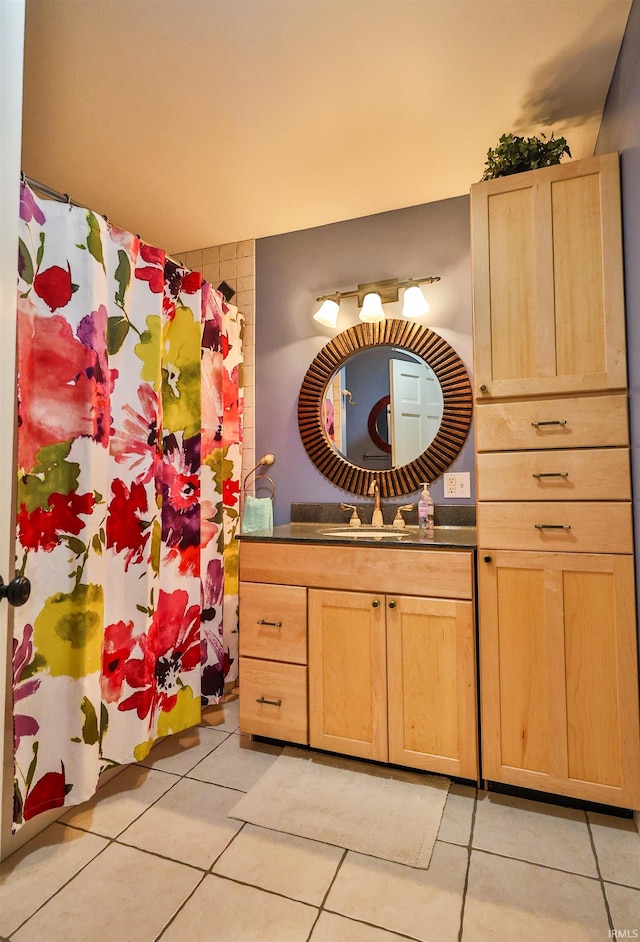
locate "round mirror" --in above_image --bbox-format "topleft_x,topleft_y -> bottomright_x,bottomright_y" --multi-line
323,346 -> 445,470
298,319 -> 472,497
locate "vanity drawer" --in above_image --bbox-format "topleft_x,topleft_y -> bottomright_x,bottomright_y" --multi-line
240,544 -> 474,600
475,394 -> 629,452
239,583 -> 307,664
477,501 -> 633,553
476,448 -> 631,501
239,657 -> 308,744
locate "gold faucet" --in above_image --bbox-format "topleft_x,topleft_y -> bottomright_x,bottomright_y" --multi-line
368,480 -> 384,528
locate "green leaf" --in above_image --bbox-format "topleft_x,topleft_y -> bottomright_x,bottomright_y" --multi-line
91,533 -> 103,555
65,536 -> 86,556
35,232 -> 45,269
19,651 -> 47,682
100,702 -> 109,739
26,741 -> 39,791
86,211 -> 106,272
107,315 -> 129,355
18,441 -> 80,513
114,249 -> 131,308
18,238 -> 34,285
80,696 -> 99,745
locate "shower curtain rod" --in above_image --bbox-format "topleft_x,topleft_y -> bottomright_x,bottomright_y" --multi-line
21,173 -> 186,267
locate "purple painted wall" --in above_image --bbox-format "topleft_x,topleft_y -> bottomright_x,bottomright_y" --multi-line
596,0 -> 640,634
255,196 -> 474,525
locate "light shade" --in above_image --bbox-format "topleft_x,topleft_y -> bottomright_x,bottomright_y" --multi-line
402,284 -> 430,318
359,291 -> 385,323
313,298 -> 340,328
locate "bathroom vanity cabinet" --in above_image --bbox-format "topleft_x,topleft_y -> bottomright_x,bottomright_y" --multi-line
472,153 -> 640,809
238,540 -> 478,780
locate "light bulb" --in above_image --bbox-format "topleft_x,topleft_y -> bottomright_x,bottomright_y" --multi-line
359,292 -> 385,323
402,284 -> 430,318
313,298 -> 340,328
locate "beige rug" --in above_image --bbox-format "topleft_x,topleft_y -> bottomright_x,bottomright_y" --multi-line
228,747 -> 450,869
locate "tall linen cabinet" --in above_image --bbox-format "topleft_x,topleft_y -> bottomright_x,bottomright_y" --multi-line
471,153 -> 640,809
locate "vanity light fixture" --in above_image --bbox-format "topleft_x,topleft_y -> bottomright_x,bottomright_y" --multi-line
312,294 -> 340,328
359,291 -> 386,323
313,275 -> 440,327
402,282 -> 430,318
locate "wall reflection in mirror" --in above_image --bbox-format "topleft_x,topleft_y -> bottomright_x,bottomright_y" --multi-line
322,346 -> 444,472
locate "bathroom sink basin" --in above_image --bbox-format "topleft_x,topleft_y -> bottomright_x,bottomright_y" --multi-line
321,527 -> 416,539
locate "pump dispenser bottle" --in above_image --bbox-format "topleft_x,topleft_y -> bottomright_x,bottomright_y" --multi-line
418,482 -> 434,534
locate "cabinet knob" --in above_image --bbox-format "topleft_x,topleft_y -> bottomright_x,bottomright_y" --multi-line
479,384 -> 488,393
388,600 -> 396,609
484,555 -> 492,563
372,599 -> 380,608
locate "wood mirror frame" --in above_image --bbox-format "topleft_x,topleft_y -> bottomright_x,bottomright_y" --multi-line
298,319 -> 473,497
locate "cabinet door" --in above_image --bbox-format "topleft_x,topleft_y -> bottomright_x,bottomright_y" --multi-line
387,596 -> 478,779
472,153 -> 626,399
308,588 -> 388,761
479,551 -> 640,808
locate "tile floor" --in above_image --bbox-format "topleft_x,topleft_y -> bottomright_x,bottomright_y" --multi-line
1,695 -> 639,942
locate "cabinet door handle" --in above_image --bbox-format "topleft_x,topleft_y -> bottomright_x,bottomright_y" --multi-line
256,696 -> 282,707
532,472 -> 569,479
534,523 -> 572,531
372,599 -> 380,608
531,419 -> 567,428
479,384 -> 488,393
484,555 -> 492,563
257,619 -> 283,627
388,600 -> 396,609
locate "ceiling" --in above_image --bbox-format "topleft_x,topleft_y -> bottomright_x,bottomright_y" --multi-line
21,0 -> 632,253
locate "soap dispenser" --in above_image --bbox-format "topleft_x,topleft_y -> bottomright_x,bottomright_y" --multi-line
418,482 -> 434,534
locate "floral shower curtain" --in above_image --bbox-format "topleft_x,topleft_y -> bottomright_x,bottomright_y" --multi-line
12,183 -> 243,829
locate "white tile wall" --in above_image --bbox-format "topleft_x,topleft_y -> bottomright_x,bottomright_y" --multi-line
173,240 -> 256,488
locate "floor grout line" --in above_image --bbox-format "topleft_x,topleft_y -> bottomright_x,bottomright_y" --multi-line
458,787 -> 478,942
586,810 -> 616,933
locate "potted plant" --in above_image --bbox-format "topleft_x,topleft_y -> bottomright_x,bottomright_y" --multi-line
482,132 -> 571,180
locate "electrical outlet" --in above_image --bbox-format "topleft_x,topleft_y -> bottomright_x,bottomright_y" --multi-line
444,472 -> 471,499
444,474 -> 458,497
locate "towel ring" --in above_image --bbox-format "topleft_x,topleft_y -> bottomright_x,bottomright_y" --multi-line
242,469 -> 275,502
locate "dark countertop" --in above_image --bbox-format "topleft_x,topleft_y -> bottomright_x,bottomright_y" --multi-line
237,521 -> 477,549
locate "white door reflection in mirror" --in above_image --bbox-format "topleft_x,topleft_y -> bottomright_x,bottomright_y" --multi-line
389,357 -> 444,466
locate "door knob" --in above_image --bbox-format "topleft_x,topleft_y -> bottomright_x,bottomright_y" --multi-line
0,575 -> 31,607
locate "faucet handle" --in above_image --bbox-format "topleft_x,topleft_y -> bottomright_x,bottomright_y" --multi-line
341,503 -> 362,528
392,504 -> 414,529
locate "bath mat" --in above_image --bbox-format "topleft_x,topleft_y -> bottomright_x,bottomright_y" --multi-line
228,747 -> 450,869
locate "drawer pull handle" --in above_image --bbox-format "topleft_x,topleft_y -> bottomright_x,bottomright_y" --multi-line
532,472 -> 569,479
256,696 -> 282,707
531,419 -> 567,428
257,619 -> 283,627
535,523 -> 572,531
